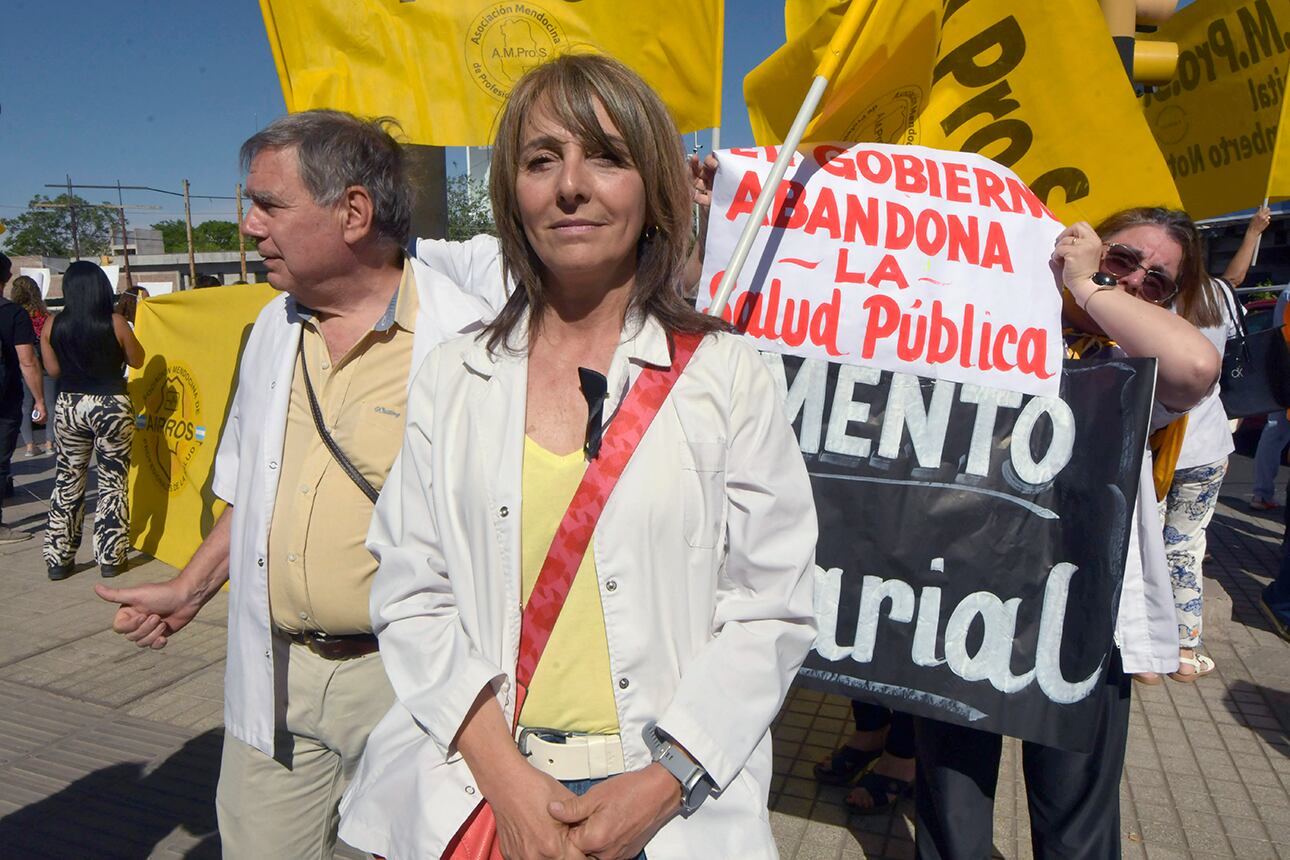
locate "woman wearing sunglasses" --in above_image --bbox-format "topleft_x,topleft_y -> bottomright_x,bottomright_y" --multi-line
914,208 -> 1220,859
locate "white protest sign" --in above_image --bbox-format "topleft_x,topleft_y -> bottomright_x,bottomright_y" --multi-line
697,143 -> 1065,398
100,265 -> 121,291
20,268 -> 51,299
138,281 -> 174,298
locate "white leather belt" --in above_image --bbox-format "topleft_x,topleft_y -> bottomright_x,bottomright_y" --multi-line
517,728 -> 626,781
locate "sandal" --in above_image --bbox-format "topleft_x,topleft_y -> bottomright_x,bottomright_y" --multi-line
813,744 -> 881,785
1132,672 -> 1164,686
1168,652 -> 1215,683
844,771 -> 913,815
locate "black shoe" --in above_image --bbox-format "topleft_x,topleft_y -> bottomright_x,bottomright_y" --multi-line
99,562 -> 127,578
47,563 -> 73,581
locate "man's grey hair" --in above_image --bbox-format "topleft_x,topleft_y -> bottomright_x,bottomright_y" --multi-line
240,110 -> 411,246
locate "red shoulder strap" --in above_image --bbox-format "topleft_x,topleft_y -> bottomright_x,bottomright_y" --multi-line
514,331 -> 703,698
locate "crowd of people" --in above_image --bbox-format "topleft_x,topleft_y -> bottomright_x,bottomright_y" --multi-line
0,52 -> 1285,859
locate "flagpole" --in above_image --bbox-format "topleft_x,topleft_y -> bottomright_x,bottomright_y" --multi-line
706,1 -> 868,318
1253,196 -> 1269,266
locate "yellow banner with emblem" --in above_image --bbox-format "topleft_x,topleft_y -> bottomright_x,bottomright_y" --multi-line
1141,0 -> 1290,216
128,284 -> 278,569
259,0 -> 723,146
747,0 -> 1182,226
745,0 -> 940,148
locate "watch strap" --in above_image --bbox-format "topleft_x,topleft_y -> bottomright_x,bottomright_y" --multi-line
643,721 -> 713,815
1078,273 -> 1118,311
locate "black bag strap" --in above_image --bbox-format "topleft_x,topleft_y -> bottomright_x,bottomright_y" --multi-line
1214,277 -> 1248,340
297,334 -> 380,504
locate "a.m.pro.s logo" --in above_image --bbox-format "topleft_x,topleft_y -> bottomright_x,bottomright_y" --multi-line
466,2 -> 567,100
135,362 -> 206,495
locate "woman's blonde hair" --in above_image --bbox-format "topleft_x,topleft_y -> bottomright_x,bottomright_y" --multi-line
8,275 -> 47,317
482,52 -> 724,352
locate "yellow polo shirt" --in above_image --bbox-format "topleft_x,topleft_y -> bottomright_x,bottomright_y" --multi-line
518,436 -> 620,734
268,264 -> 415,634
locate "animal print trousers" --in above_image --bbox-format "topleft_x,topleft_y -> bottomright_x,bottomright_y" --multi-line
44,392 -> 133,568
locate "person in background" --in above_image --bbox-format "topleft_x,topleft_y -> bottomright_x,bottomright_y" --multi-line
1153,205 -> 1269,681
114,285 -> 150,326
8,275 -> 56,456
1263,507 -> 1290,642
194,274 -> 223,288
0,251 -> 47,544
915,208 -> 1220,860
814,704 -> 915,814
39,261 -> 144,580
1251,289 -> 1290,510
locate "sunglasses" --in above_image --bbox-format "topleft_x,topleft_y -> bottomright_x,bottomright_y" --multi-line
1100,243 -> 1179,305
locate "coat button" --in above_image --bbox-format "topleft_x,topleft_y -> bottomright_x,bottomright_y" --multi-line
268,461 -> 278,470
499,506 -> 509,518
618,677 -> 630,689
606,580 -> 617,592
257,557 -> 265,567
465,785 -> 476,795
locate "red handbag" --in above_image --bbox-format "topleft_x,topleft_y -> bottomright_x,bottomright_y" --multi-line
439,332 -> 703,860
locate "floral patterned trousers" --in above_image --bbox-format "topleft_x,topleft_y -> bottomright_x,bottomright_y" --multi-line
1158,459 -> 1229,649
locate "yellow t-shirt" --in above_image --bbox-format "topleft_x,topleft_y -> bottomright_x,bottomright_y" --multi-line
518,436 -> 620,734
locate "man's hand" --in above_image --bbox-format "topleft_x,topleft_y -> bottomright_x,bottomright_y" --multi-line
94,578 -> 205,649
550,764 -> 681,860
482,760 -> 586,860
31,399 -> 46,425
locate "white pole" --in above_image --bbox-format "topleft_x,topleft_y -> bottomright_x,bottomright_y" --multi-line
1253,196 -> 1269,265
706,77 -> 828,317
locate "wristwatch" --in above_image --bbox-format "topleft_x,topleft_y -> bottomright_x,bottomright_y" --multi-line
1079,271 -> 1119,310
643,721 -> 713,816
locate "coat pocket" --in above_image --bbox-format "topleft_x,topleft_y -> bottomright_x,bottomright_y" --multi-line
680,441 -> 727,549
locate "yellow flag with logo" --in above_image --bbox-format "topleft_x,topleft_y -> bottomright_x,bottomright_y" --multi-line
748,0 -> 1181,226
260,0 -> 723,146
1141,0 -> 1290,216
745,0 -> 939,147
128,284 -> 278,568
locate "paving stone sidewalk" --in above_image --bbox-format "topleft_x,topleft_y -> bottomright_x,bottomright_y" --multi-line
0,450 -> 1287,859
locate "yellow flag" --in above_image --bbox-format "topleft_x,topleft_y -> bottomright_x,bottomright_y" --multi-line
1269,71 -> 1290,200
128,284 -> 277,568
1141,0 -> 1290,215
260,0 -> 722,146
745,0 -> 939,147
748,0 -> 1181,226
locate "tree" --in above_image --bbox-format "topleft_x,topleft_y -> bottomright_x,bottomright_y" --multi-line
445,175 -> 495,242
153,219 -> 188,253
153,219 -> 243,253
1,194 -> 116,257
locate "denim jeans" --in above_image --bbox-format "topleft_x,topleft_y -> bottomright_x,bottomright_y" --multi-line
559,777 -> 649,860
1253,412 -> 1290,500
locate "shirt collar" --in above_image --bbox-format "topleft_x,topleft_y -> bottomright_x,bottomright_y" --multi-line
292,259 -> 415,334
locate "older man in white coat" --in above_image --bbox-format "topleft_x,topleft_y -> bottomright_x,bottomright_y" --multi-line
95,110 -> 506,858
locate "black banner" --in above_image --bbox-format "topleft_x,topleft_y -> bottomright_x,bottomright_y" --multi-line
768,354 -> 1156,753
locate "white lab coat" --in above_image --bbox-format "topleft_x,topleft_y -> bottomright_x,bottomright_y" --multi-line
211,258 -> 505,755
339,315 -> 818,859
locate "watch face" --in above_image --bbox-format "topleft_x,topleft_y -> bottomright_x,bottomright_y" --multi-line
1091,271 -> 1118,287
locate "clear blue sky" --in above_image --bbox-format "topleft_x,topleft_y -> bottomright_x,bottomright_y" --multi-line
0,0 -> 784,237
